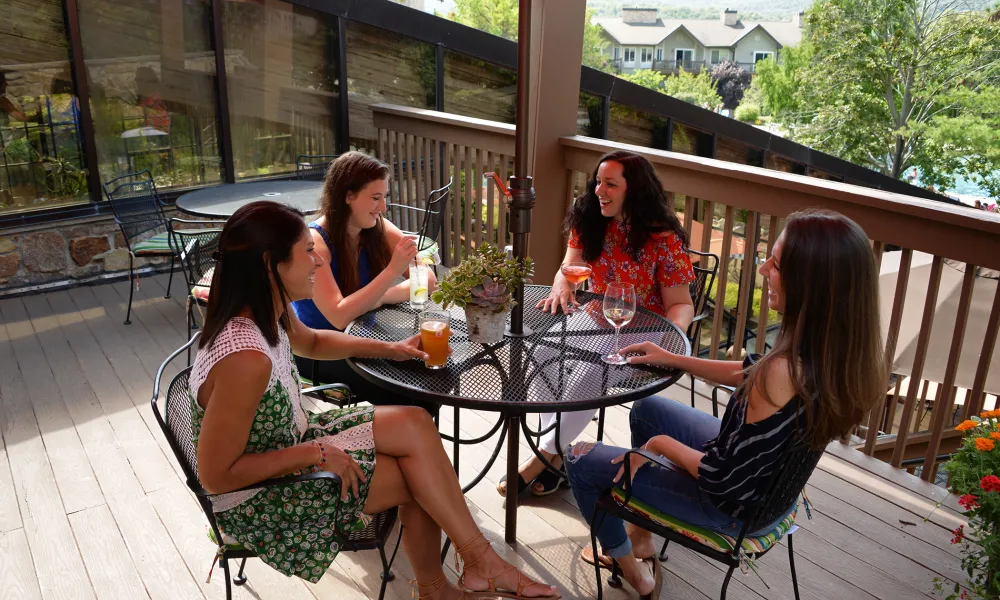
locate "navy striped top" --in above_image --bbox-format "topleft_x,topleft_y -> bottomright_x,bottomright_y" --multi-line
697,355 -> 807,518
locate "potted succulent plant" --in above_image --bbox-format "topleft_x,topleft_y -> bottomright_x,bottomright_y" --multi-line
431,243 -> 533,344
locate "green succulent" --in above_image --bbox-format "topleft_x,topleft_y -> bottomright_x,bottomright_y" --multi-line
431,244 -> 533,313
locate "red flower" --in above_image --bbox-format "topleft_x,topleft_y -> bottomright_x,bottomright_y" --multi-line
957,494 -> 979,511
981,475 -> 1000,493
951,525 -> 965,544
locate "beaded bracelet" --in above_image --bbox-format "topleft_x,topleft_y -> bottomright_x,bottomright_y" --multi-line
314,440 -> 327,468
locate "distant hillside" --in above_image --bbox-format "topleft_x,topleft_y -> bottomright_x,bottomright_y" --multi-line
587,0 -> 995,21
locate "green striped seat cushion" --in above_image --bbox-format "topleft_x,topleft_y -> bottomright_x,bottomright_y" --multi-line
609,488 -> 798,556
131,232 -> 174,256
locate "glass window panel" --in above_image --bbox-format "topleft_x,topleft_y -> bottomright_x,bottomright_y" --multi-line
1,0 -> 88,214
78,0 -> 222,191
578,92 -> 602,137
347,21 -> 435,152
608,103 -> 671,150
224,0 -> 339,180
443,51 -> 515,124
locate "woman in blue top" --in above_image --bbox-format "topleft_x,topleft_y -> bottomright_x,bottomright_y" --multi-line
292,151 -> 435,407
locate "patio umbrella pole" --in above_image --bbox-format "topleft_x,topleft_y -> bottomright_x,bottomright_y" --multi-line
507,0 -> 534,337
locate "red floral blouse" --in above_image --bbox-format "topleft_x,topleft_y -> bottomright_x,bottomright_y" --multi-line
568,220 -> 695,316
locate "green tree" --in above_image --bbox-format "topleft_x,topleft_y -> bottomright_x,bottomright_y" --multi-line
448,1 -> 611,71
749,42 -> 813,117
620,69 -> 667,92
663,68 -> 722,108
790,0 -> 1000,182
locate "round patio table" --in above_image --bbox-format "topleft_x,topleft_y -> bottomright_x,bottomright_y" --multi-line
175,180 -> 324,218
345,285 -> 690,544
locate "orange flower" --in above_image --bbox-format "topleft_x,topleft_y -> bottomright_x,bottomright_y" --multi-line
981,409 -> 1000,419
974,437 -> 995,451
956,420 -> 979,432
991,432 -> 1000,441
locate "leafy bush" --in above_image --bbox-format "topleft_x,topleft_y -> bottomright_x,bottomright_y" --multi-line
664,68 -> 721,109
734,104 -> 761,123
710,60 -> 752,109
933,412 -> 1000,599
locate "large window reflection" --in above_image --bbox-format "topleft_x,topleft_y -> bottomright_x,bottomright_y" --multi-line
78,0 -> 222,191
0,0 -> 88,214
223,0 -> 339,180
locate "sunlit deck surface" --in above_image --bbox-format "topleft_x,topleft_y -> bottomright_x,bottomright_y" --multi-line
0,274 -> 966,600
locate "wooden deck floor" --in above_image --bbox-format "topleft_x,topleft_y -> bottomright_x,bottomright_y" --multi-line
0,274 -> 968,600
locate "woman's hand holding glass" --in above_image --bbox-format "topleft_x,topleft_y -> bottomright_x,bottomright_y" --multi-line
537,277 -> 579,314
620,340 -> 681,368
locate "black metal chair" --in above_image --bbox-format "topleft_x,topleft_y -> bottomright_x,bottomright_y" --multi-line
385,177 -> 452,274
167,219 -> 224,363
687,249 -> 720,409
591,418 -> 822,600
152,334 -> 402,600
295,154 -> 340,180
103,171 -> 176,325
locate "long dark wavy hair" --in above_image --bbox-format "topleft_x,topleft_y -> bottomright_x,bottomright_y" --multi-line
740,209 -> 884,450
565,150 -> 688,262
199,201 -> 307,350
320,151 -> 392,295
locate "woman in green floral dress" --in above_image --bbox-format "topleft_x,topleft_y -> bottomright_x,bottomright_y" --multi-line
189,201 -> 560,599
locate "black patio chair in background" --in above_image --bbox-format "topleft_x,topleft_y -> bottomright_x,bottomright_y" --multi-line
590,401 -> 821,600
103,171 -> 177,325
295,154 -> 340,180
167,218 -> 224,363
152,334 -> 402,600
686,249 -> 720,408
385,177 -> 452,274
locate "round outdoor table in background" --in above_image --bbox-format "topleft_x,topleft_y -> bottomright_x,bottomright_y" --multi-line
174,180 -> 324,218
345,285 -> 690,544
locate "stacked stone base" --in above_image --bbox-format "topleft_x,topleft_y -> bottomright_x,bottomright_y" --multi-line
0,212 -> 175,294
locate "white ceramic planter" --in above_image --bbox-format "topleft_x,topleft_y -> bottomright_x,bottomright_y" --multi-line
464,305 -> 509,344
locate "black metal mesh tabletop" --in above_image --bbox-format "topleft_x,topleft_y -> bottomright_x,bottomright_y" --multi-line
175,180 -> 324,218
346,285 -> 690,412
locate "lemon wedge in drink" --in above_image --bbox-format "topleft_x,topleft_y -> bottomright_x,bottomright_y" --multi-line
413,287 -> 428,300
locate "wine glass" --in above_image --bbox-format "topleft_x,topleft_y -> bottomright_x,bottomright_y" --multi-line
602,282 -> 636,365
560,261 -> 592,313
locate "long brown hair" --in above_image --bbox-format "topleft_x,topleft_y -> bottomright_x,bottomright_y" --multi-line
742,209 -> 884,450
565,150 -> 688,262
199,201 -> 307,349
319,151 -> 392,295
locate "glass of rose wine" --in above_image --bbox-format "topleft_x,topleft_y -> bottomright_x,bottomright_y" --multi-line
560,261 -> 592,313
602,282 -> 636,365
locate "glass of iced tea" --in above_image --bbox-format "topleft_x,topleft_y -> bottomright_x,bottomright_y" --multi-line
419,310 -> 451,369
560,261 -> 592,313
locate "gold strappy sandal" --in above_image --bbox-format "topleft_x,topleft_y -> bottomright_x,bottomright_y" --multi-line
455,533 -> 561,599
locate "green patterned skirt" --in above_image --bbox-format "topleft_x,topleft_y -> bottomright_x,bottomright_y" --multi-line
215,405 -> 376,583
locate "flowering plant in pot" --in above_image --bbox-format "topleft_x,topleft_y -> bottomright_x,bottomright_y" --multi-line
431,243 -> 533,344
933,409 -> 1000,599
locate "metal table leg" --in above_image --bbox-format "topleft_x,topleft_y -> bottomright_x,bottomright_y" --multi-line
505,413 -> 520,544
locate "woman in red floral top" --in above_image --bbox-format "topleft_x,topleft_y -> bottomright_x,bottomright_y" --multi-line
497,150 -> 695,499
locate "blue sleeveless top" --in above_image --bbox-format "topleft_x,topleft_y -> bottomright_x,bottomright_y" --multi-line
291,222 -> 372,331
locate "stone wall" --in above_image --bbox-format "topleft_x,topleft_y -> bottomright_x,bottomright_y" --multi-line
0,210 -> 177,292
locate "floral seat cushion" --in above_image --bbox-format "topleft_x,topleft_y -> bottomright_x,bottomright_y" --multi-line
609,487 -> 798,556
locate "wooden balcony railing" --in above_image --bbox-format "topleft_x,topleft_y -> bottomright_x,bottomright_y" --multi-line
372,103 -> 1000,481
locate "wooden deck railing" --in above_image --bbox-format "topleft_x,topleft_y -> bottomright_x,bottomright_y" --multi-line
372,103 -> 1000,481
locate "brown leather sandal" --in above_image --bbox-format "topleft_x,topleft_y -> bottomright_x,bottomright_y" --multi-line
455,533 -> 561,599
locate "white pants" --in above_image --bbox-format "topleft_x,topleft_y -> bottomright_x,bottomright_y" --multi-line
536,409 -> 598,455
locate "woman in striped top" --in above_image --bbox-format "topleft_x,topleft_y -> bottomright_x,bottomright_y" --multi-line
564,209 -> 885,598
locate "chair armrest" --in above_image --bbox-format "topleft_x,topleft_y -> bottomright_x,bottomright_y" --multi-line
711,384 -> 736,418
619,449 -> 678,501
302,382 -> 353,404
690,311 -> 710,325
199,471 -> 342,498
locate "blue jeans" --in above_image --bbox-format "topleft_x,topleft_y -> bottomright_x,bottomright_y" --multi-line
565,396 -> 743,559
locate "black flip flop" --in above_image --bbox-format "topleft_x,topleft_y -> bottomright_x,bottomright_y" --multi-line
497,473 -> 534,499
531,467 -> 567,496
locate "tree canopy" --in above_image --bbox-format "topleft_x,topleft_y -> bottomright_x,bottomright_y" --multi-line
749,0 -> 1000,198
621,68 -> 723,108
